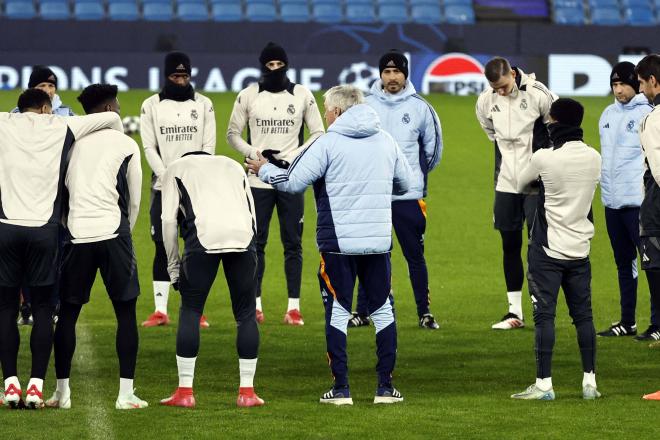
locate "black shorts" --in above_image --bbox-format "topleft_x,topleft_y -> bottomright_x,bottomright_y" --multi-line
0,222 -> 59,287
641,236 -> 660,271
59,235 -> 140,304
493,191 -> 537,232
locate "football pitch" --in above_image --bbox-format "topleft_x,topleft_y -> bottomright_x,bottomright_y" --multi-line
1,90 -> 657,439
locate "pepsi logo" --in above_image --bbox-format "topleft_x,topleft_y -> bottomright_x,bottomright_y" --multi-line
421,53 -> 488,96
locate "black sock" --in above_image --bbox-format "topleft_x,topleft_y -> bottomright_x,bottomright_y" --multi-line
113,299 -> 138,379
54,301 -> 83,379
29,286 -> 55,379
500,230 -> 524,292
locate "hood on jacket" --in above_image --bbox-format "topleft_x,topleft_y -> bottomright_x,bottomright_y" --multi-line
614,93 -> 651,111
328,103 -> 381,138
51,94 -> 64,111
368,79 -> 417,105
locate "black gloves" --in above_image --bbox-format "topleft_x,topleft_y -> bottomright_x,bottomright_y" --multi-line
261,149 -> 290,169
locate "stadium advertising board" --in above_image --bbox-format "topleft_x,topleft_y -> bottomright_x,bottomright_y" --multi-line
0,53 -> 645,96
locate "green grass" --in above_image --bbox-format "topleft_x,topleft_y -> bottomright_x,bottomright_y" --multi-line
1,91 -> 657,439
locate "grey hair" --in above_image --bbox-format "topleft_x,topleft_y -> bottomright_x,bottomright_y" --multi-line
323,85 -> 364,112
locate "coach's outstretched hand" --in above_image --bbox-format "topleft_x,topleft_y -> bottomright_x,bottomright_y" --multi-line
247,151 -> 269,175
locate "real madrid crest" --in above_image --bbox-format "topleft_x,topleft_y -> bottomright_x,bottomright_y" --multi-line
287,104 -> 296,115
627,120 -> 635,131
520,99 -> 527,110
402,113 -> 410,124
191,109 -> 198,120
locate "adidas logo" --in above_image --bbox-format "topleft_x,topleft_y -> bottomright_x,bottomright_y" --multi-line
491,105 -> 501,112
643,253 -> 650,262
387,60 -> 396,67
176,63 -> 186,70
612,73 -> 619,80
48,75 -> 55,81
603,123 -> 609,128
156,293 -> 163,297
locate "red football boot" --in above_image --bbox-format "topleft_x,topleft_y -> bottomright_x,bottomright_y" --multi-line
142,311 -> 170,327
200,315 -> 210,328
237,387 -> 265,407
160,387 -> 196,408
283,309 -> 304,326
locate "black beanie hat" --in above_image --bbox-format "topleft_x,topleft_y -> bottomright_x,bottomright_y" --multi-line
379,50 -> 408,79
164,52 -> 191,77
259,42 -> 288,67
28,65 -> 57,89
610,61 -> 640,92
550,98 -> 584,127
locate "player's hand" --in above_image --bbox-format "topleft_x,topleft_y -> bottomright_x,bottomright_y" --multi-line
262,149 -> 290,169
246,151 -> 268,175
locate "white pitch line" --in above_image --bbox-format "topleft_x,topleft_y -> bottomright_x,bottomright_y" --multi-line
75,324 -> 116,440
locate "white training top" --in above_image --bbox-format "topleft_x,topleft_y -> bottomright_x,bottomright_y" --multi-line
226,82 -> 324,189
0,112 -> 124,227
161,152 -> 257,283
65,128 -> 142,244
140,92 -> 216,191
518,140 -> 601,260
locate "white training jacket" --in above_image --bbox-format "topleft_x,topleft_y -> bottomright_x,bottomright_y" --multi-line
140,92 -> 216,191
226,82 -> 324,189
161,152 -> 257,283
65,128 -> 142,244
518,141 -> 601,260
0,112 -> 123,227
476,68 -> 557,194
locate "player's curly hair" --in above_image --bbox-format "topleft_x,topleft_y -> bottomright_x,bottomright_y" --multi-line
17,88 -> 51,113
77,84 -> 118,114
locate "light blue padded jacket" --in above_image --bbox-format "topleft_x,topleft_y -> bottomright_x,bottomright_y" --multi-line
258,103 -> 412,254
365,80 -> 442,200
599,93 -> 652,209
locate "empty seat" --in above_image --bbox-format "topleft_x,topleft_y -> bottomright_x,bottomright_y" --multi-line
591,6 -> 622,24
345,0 -> 374,4
624,6 -> 656,25
444,4 -> 474,23
108,1 -> 140,20
178,2 -> 208,20
554,6 -> 585,24
178,0 -> 206,4
379,4 -> 408,22
74,1 -> 105,19
622,0 -> 652,6
211,1 -> 242,20
281,3 -> 311,22
245,2 -> 276,21
554,0 -> 583,7
143,2 -> 174,20
312,3 -> 343,22
5,1 -> 37,19
588,0 -> 619,7
346,4 -> 375,22
377,0 -> 406,5
40,1 -> 71,19
444,0 -> 473,5
411,4 -> 441,23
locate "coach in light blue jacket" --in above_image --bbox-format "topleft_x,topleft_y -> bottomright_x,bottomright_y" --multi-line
351,50 -> 442,330
248,85 -> 412,404
597,61 -> 658,340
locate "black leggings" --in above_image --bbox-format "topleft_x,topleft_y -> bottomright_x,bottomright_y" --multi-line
645,270 -> 660,316
500,230 -> 524,292
0,286 -> 54,380
54,298 -> 138,379
153,241 -> 170,282
176,251 -> 259,359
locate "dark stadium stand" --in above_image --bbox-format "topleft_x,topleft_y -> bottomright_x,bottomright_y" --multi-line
0,0 -> 658,25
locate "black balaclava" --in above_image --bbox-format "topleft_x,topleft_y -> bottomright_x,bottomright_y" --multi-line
160,51 -> 195,102
548,98 -> 584,148
258,42 -> 291,93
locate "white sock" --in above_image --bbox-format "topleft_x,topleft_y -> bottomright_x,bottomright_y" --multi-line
255,296 -> 262,312
507,291 -> 523,318
27,378 -> 44,392
535,377 -> 553,391
119,378 -> 134,396
154,281 -> 170,314
287,298 -> 300,312
4,376 -> 20,390
582,371 -> 597,388
176,355 -> 196,388
56,378 -> 70,395
239,358 -> 257,388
